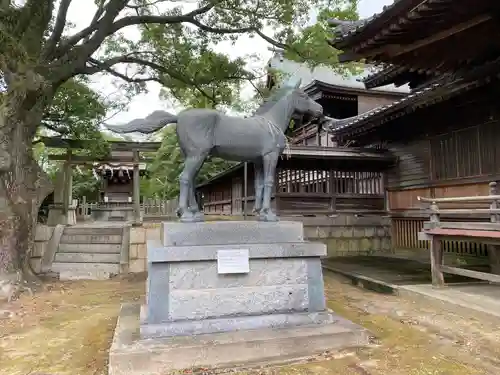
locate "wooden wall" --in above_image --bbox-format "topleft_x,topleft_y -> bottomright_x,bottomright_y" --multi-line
357,94 -> 399,115
291,89 -> 404,148
388,118 -> 500,256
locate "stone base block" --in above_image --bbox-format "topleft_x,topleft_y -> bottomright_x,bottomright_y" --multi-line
109,304 -> 370,375
161,221 -> 304,246
140,305 -> 339,338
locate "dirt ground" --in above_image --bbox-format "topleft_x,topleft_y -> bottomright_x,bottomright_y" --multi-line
1,272 -> 500,375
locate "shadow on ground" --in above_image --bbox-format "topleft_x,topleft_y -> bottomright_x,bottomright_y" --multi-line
323,255 -> 486,287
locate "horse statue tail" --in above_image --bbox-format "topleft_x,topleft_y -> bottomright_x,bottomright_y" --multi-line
104,110 -> 178,134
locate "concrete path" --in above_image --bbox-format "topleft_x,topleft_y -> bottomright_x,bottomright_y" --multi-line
323,255 -> 500,322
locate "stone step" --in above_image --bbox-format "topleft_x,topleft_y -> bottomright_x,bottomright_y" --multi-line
59,269 -> 112,281
52,262 -> 120,275
109,216 -> 126,221
54,252 -> 121,264
110,304 -> 370,375
58,243 -> 122,254
60,234 -> 123,244
63,227 -> 124,236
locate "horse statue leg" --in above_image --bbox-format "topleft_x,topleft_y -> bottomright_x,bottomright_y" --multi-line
258,152 -> 280,222
188,178 -> 204,222
177,152 -> 208,222
252,160 -> 264,215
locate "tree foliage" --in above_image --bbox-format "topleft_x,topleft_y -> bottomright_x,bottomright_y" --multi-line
284,4 -> 361,73
0,0 -> 361,278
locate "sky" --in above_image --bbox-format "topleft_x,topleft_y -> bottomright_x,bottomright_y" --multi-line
66,0 -> 394,124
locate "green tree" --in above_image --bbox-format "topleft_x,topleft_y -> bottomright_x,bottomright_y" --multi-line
284,5 -> 361,73
0,0 -> 359,283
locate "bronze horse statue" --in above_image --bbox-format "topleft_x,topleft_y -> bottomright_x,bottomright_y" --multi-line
105,78 -> 323,222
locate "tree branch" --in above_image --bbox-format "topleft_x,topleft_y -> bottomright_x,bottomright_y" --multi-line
53,0 -> 129,60
254,29 -> 309,60
125,0 -> 164,9
254,29 -> 287,50
88,0 -> 107,29
56,1 -> 217,59
43,0 -> 72,59
41,122 -> 70,135
186,17 -> 254,34
108,2 -> 221,33
84,55 -> 218,103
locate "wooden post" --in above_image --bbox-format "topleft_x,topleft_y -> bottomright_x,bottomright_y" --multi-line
328,169 -> 336,213
429,201 -> 444,287
489,182 -> 498,223
488,182 -> 500,274
82,196 -> 87,220
133,150 -> 141,224
62,149 -> 72,215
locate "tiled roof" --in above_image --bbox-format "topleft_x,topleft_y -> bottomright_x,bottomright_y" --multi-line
328,0 -> 414,46
361,65 -> 407,87
326,53 -> 500,137
328,0 -> 458,52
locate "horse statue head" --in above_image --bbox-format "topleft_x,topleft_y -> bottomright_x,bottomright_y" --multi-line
286,78 -> 323,119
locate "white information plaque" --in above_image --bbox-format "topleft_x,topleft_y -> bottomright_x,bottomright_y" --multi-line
217,249 -> 250,274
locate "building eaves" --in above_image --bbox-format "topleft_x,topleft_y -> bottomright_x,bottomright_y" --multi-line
361,65 -> 409,89
328,0 -> 418,49
327,53 -> 500,138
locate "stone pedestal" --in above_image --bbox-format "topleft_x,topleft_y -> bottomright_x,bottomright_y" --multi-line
109,221 -> 369,375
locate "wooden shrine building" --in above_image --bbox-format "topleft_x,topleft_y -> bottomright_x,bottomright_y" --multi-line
40,137 -> 159,224
327,0 -> 500,259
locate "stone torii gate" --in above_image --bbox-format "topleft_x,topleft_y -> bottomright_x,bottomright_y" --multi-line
40,137 -> 160,225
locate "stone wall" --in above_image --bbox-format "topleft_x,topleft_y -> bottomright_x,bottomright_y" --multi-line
128,215 -> 392,273
32,225 -> 55,273
32,214 -> 391,276
293,215 -> 392,257
128,224 -> 160,273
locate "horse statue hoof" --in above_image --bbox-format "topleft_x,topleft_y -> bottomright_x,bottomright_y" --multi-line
258,210 -> 279,222
179,209 -> 205,223
192,211 -> 205,222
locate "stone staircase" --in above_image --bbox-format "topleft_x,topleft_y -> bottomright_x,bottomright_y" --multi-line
51,224 -> 128,280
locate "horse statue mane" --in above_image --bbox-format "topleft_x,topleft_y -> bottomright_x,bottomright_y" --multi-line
254,78 -> 301,115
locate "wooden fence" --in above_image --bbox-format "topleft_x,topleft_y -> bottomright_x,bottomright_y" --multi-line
391,217 -> 488,257
75,197 -> 179,221
142,198 -> 178,217
418,182 -> 500,285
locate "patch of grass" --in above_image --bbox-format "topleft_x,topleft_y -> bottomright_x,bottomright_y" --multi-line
0,274 -> 491,375
0,279 -> 143,375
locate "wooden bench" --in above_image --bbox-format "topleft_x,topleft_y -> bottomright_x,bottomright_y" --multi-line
418,182 -> 500,287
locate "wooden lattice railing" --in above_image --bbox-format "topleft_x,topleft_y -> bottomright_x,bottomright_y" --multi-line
391,218 -> 489,257
417,181 -> 500,286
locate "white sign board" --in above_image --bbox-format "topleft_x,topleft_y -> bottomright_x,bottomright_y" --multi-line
217,249 -> 250,274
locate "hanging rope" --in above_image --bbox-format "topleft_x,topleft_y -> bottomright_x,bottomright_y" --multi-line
255,116 -> 291,159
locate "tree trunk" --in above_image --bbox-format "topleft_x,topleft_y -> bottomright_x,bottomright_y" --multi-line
0,89 -> 53,295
